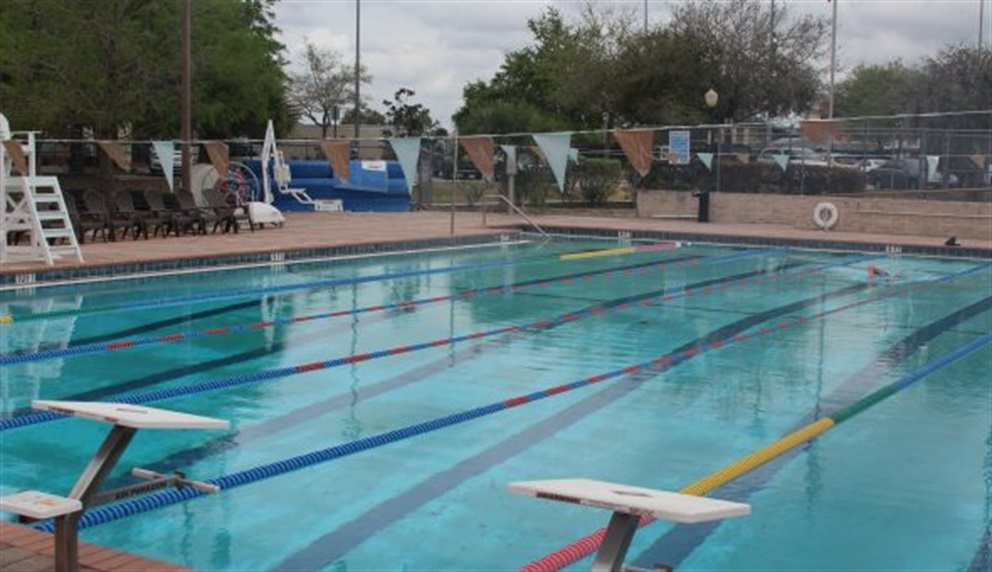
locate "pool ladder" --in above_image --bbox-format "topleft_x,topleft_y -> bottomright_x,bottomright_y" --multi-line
481,193 -> 550,240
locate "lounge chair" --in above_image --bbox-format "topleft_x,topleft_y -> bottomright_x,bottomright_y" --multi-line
203,187 -> 253,233
82,190 -> 133,240
65,189 -> 112,243
116,190 -> 172,238
144,190 -> 201,236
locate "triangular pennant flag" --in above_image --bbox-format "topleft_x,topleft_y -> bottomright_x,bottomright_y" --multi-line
152,141 -> 175,190
532,132 -> 572,192
568,148 -> 579,162
613,129 -> 654,177
97,141 -> 131,172
969,154 -> 987,169
387,137 -> 422,193
800,120 -> 841,146
204,141 -> 229,178
320,140 -> 351,184
772,153 -> 790,172
2,140 -> 29,175
500,145 -> 517,174
697,152 -> 713,171
459,136 -> 496,181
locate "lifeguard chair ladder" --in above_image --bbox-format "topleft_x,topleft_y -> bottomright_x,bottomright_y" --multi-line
1,128 -> 83,266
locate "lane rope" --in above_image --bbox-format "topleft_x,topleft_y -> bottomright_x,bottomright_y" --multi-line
28,266 -> 987,534
520,333 -> 992,572
0,242 -> 689,324
0,255 -> 861,432
1,251 -> 724,365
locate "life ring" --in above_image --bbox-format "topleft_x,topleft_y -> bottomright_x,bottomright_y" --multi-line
813,202 -> 839,230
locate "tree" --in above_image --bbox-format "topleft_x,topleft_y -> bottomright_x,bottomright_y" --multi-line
381,88 -> 442,137
288,40 -> 372,139
668,0 -> 828,121
834,62 -> 920,118
453,7 -> 577,134
0,0 -> 290,139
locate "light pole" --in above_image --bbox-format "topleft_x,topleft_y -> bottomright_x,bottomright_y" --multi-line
354,0 -> 361,139
700,88 -> 719,223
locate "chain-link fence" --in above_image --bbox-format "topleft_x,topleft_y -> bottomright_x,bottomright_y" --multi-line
17,111 -> 992,209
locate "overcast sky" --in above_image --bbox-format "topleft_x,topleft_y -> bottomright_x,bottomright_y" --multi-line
274,0 -> 991,128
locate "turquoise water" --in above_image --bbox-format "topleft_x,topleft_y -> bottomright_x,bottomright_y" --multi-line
0,238 -> 989,571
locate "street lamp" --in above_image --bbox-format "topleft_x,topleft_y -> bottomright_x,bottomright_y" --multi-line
699,88 -> 720,223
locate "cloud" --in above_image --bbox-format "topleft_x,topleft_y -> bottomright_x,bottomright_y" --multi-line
275,0 -> 989,128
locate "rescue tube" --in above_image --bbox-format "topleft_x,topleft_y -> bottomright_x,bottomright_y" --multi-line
813,202 -> 839,230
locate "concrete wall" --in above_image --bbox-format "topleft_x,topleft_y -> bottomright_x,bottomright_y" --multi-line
637,190 -> 992,241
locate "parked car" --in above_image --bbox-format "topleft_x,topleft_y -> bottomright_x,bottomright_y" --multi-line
866,157 -> 959,190
150,145 -> 199,174
757,146 -> 830,167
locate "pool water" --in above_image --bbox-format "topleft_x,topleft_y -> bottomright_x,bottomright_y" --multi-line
1,238 -> 989,571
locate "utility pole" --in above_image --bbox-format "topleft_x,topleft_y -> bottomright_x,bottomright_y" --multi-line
828,0 -> 838,119
354,0 -> 361,139
181,0 -> 192,196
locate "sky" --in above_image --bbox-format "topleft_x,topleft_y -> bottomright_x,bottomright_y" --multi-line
273,0 -> 992,128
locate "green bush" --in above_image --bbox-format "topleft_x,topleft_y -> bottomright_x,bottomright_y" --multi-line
568,157 -> 623,205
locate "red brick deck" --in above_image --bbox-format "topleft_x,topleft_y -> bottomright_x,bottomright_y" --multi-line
0,521 -> 192,571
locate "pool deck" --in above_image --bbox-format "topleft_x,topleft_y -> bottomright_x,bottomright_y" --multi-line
0,521 -> 192,571
2,210 -> 990,276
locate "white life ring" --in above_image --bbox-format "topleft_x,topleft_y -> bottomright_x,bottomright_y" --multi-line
813,202 -> 839,230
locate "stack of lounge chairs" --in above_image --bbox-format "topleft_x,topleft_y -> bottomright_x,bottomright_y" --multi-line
64,189 -> 256,243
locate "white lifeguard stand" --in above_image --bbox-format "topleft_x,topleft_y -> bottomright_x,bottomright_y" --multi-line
0,113 -> 83,266
0,400 -> 229,572
509,478 -> 751,572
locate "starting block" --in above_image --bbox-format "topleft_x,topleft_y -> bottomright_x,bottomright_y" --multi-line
0,401 -> 228,572
508,478 -> 751,572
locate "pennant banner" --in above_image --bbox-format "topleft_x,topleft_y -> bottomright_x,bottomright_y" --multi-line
97,141 -> 131,172
772,154 -> 790,172
204,141 -> 229,179
799,120 -> 842,146
697,152 -> 713,171
568,148 -> 579,162
2,140 -> 29,175
532,132 -> 572,192
387,137 -> 422,193
500,145 -> 517,175
320,140 -> 352,184
151,141 -> 175,191
459,136 -> 496,181
970,154 -> 988,170
613,129 -> 654,177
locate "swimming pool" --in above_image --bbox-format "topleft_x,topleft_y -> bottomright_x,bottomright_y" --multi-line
1,237 -> 989,571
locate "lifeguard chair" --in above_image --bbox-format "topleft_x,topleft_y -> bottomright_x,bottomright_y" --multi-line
0,113 -> 83,266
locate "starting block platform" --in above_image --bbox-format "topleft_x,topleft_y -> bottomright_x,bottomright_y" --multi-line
509,478 -> 750,572
0,400 -> 228,572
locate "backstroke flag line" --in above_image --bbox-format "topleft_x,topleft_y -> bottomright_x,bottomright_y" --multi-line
697,152 -> 713,171
152,141 -> 175,191
388,137 -> 422,194
319,140 -> 351,184
532,132 -> 572,192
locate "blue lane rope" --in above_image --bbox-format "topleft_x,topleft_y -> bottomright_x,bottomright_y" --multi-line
0,252 -> 717,365
1,254 -> 859,433
31,272 -> 990,534
1,243 -> 730,324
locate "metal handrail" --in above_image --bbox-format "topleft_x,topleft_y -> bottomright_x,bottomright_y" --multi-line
482,194 -> 550,240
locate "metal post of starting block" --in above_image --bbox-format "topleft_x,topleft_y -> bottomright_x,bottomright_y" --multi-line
0,401 -> 229,572
508,478 -> 751,572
